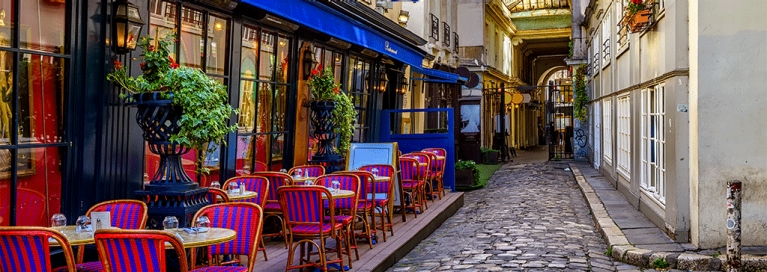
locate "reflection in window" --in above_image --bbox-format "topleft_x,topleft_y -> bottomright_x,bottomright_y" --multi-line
347,56 -> 371,143
238,26 -> 291,173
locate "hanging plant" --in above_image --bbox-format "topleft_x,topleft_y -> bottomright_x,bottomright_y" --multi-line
307,67 -> 356,155
573,64 -> 589,122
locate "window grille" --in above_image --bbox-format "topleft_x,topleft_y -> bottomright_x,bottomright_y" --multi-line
430,14 -> 439,41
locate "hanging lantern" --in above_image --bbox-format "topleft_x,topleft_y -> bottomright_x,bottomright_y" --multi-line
399,79 -> 409,95
302,47 -> 318,80
113,0 -> 145,55
378,69 -> 389,93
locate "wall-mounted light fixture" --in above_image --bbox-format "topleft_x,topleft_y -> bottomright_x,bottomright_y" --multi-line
398,78 -> 409,95
398,10 -> 410,26
377,69 -> 389,93
302,46 -> 318,80
113,0 -> 144,55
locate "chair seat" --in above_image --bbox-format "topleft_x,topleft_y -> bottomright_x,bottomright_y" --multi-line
325,215 -> 354,225
357,201 -> 374,210
191,266 -> 247,272
53,261 -> 103,272
375,199 -> 389,207
263,202 -> 281,211
290,223 -> 343,235
402,181 -> 423,189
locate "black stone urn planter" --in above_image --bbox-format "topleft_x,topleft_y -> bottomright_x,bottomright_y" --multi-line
308,101 -> 345,174
129,92 -> 208,228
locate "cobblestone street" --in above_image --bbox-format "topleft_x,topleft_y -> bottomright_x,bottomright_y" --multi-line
388,148 -> 626,271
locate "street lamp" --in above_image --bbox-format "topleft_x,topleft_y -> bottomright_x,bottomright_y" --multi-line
302,46 -> 318,80
113,0 -> 144,54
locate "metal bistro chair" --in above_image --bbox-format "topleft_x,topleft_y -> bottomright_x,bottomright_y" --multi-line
190,203 -> 264,272
93,229 -> 188,272
401,153 -> 431,209
222,175 -> 270,260
422,148 -> 447,198
336,170 -> 376,249
413,151 -> 442,201
0,227 -> 77,272
288,165 -> 325,179
278,186 -> 345,272
253,171 -> 292,249
206,187 -> 230,204
399,157 -> 425,217
358,164 -> 395,242
76,199 -> 149,271
316,174 -> 359,266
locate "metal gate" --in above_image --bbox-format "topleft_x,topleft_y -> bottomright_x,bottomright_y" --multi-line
545,83 -> 574,160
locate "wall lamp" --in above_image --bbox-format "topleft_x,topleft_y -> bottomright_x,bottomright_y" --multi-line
113,0 -> 144,55
302,46 -> 318,80
398,10 -> 410,26
398,79 -> 409,95
365,69 -> 389,93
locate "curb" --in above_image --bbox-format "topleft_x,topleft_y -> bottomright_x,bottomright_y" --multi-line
567,163 -> 767,271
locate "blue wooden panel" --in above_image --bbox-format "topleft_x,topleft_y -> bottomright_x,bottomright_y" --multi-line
380,108 -> 455,191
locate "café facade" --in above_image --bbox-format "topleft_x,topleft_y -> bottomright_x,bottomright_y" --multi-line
0,0 -> 462,227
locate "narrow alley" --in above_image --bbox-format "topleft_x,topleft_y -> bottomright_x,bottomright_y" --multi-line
388,146 -> 634,271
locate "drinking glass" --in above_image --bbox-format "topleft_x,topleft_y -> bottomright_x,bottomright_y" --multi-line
51,213 -> 67,230
75,216 -> 91,233
371,168 -> 379,177
293,169 -> 303,179
228,182 -> 240,195
195,215 -> 210,233
331,180 -> 340,194
210,181 -> 221,189
162,216 -> 179,231
304,179 -> 313,186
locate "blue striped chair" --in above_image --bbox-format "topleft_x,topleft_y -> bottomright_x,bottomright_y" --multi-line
190,203 -> 263,272
278,186 -> 344,272
399,157 -> 425,217
287,165 -> 325,179
401,153 -> 431,209
253,171 -> 292,250
93,229 -> 187,272
336,170 -> 376,250
0,226 -> 76,272
315,174 -> 359,266
76,199 -> 148,271
422,148 -> 447,198
358,164 -> 395,242
206,187 -> 230,204
222,175 -> 269,260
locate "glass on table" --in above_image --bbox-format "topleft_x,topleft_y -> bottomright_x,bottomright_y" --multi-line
304,179 -> 313,186
371,168 -> 379,177
195,215 -> 210,233
51,213 -> 67,230
210,181 -> 221,189
227,182 -> 240,195
75,216 -> 91,233
162,216 -> 179,231
293,169 -> 303,179
331,180 -> 340,193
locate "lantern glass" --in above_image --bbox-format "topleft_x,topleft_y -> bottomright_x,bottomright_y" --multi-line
399,81 -> 408,94
378,71 -> 388,93
113,0 -> 144,54
302,49 -> 317,80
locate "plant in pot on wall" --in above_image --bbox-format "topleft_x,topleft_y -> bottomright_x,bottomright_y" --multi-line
623,0 -> 652,33
454,160 -> 479,188
480,147 -> 500,164
107,35 -> 237,190
307,67 -> 355,173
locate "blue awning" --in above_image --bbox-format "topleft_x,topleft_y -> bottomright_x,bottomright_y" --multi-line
242,0 -> 425,68
410,66 -> 468,84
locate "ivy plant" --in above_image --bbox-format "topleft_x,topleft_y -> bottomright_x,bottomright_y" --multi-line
308,67 -> 355,155
455,160 -> 480,186
573,63 -> 589,122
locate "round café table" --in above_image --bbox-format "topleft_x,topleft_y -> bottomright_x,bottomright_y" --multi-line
292,176 -> 316,184
224,190 -> 258,201
49,226 -> 114,246
324,189 -> 355,199
172,227 -> 236,249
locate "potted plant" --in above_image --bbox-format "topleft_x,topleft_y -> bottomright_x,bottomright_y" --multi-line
107,35 -> 237,189
454,160 -> 479,187
623,0 -> 651,32
480,147 -> 500,164
306,67 -> 355,173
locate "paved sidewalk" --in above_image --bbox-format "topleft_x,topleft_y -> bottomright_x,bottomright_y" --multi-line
388,146 -> 631,271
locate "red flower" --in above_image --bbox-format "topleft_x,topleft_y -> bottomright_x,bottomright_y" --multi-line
140,62 -> 147,70
333,86 -> 340,94
113,59 -> 122,70
148,45 -> 155,52
631,0 -> 642,4
311,69 -> 319,76
169,56 -> 179,69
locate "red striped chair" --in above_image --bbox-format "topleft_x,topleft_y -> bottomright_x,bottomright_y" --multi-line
0,226 -> 76,272
222,175 -> 270,260
190,203 -> 263,272
315,174 -> 359,266
93,229 -> 188,272
277,186 -> 344,272
358,164 -> 395,242
287,165 -> 325,179
336,170 -> 376,249
402,153 -> 432,208
399,157 -> 425,217
76,199 -> 148,271
422,148 -> 447,198
413,151 -> 442,201
206,187 -> 230,204
253,171 -> 292,249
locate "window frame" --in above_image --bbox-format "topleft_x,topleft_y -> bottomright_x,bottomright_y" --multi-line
602,98 -> 612,165
617,94 -> 631,178
640,85 -> 666,204
430,13 -> 439,41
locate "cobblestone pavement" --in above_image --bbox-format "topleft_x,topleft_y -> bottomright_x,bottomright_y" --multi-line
388,159 -> 632,271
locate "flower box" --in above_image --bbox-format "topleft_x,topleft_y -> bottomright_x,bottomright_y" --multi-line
629,9 -> 651,32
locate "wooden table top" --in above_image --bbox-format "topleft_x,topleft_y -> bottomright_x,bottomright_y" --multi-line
50,226 -> 236,249
325,189 -> 355,199
225,190 -> 258,201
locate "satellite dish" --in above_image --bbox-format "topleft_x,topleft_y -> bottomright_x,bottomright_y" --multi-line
454,66 -> 471,78
465,73 -> 480,88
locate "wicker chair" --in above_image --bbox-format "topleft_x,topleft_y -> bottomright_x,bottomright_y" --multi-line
401,153 -> 432,207
190,203 -> 263,272
358,164 -> 395,242
0,226 -> 77,272
288,165 -> 325,179
399,157 -> 425,217
75,199 -> 148,271
278,186 -> 345,272
252,171 -> 292,249
422,148 -> 447,197
336,170 -> 376,249
206,187 -> 230,204
93,229 -> 188,272
413,151 -> 442,201
222,175 -> 270,260
315,174 -> 359,265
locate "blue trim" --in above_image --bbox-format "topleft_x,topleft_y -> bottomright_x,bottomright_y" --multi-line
242,0 -> 424,67
410,66 -> 467,84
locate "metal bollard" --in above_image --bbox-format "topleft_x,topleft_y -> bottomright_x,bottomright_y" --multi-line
726,180 -> 741,272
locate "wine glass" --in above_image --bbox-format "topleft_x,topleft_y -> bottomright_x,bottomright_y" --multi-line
50,213 -> 67,231
210,181 -> 221,189
75,216 -> 91,233
331,180 -> 340,194
371,168 -> 379,177
195,215 -> 210,233
162,216 -> 179,231
228,182 -> 240,195
294,169 -> 303,179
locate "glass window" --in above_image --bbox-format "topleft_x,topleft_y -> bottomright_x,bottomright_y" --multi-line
348,56 -> 371,143
237,26 -> 291,173
21,1 -> 67,54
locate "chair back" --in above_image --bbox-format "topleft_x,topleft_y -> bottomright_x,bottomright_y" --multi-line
413,151 -> 440,179
315,174 -> 360,212
206,188 -> 229,204
288,165 -> 325,178
0,226 -> 76,272
223,176 -> 269,207
398,157 -> 420,182
401,153 -> 430,181
422,148 -> 446,157
336,170 -> 374,204
253,171 -> 292,205
87,199 -> 148,229
358,164 -> 395,200
193,203 -> 263,271
94,229 -> 187,272
14,188 -> 46,226
277,186 -> 335,236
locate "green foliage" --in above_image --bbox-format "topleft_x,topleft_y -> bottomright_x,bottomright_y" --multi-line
455,160 -> 480,186
605,246 -> 613,256
106,35 -> 237,171
574,64 -> 589,122
712,251 -> 720,258
568,41 -> 573,58
480,147 -> 499,154
626,0 -> 646,16
308,67 -> 355,155
652,257 -> 669,269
